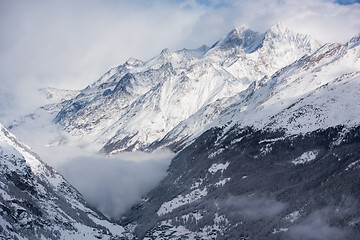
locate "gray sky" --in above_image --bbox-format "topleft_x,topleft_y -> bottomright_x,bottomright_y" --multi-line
0,0 -> 359,122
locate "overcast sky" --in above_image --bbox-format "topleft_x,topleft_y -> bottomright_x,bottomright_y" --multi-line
0,0 -> 359,122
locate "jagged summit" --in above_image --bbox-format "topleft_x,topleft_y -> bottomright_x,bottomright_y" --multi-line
348,32 -> 360,47
124,57 -> 144,67
268,21 -> 289,34
43,23 -> 323,154
226,25 -> 250,39
160,48 -> 172,56
208,25 -> 263,53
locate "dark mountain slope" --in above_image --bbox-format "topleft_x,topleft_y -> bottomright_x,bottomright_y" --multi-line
122,125 -> 360,239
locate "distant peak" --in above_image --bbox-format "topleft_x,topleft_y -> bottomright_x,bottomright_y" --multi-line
206,25 -> 263,53
349,33 -> 360,43
125,57 -> 144,67
230,25 -> 249,35
161,48 -> 172,55
226,25 -> 251,39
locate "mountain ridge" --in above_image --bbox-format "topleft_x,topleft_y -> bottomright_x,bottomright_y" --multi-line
48,23 -> 323,155
3,23 -> 360,240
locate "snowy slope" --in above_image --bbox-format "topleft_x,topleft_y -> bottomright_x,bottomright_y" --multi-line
39,87 -> 80,104
207,22 -> 321,80
218,33 -> 360,133
53,23 -> 321,154
153,33 -> 360,151
0,123 -> 130,239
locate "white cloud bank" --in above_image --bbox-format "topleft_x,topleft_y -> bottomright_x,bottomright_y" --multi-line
8,113 -> 174,219
56,149 -> 174,220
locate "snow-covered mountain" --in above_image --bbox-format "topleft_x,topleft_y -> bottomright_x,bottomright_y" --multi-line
52,23 -> 322,154
119,33 -> 360,239
0,123 -> 130,239
3,21 -> 360,239
151,31 -> 360,151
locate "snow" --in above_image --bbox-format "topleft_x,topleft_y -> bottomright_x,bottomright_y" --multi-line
157,188 -> 208,216
0,215 -> 26,240
208,148 -> 225,158
39,87 -> 80,103
292,150 -> 319,165
145,213 -> 230,239
259,137 -> 286,144
88,215 -> 125,237
345,160 -> 360,171
201,34 -> 360,141
284,210 -> 301,223
272,228 -> 289,234
0,123 -> 127,239
259,144 -> 273,156
215,178 -> 231,187
191,178 -> 204,190
208,162 -> 230,174
180,212 -> 204,222
48,23 -> 322,154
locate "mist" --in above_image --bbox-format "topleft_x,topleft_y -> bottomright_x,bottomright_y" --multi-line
287,211 -> 349,240
40,142 -> 175,220
56,150 -> 174,220
223,194 -> 286,219
8,111 -> 174,219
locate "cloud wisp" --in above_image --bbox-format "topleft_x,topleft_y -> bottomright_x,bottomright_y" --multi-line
223,194 -> 286,220
286,200 -> 358,240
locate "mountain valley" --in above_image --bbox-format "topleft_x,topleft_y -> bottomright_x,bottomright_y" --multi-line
1,23 -> 360,239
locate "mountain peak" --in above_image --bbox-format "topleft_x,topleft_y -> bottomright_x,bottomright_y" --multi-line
125,57 -> 144,67
268,22 -> 290,34
229,25 -> 249,36
212,25 -> 263,53
161,48 -> 173,55
349,33 -> 360,43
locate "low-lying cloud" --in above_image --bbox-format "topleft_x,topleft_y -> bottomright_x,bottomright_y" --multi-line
57,149 -> 174,220
286,198 -> 358,240
223,194 -> 286,219
8,112 -> 174,220
287,211 -> 349,240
